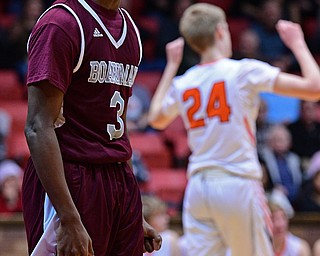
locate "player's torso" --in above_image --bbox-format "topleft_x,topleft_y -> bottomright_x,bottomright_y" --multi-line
54,0 -> 141,163
174,58 -> 261,177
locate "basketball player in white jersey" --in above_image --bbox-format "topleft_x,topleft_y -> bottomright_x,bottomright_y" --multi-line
148,3 -> 320,256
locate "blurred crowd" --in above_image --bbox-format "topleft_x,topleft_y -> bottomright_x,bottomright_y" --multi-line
0,0 -> 320,253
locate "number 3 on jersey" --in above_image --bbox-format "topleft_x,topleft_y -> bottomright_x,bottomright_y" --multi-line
107,91 -> 125,140
183,81 -> 231,129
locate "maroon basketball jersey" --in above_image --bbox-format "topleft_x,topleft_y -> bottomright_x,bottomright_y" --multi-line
27,0 -> 142,163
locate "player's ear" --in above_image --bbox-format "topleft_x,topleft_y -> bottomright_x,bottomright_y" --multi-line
214,22 -> 228,39
215,23 -> 225,40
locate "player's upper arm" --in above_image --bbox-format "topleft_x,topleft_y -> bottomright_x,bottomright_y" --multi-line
27,7 -> 81,93
25,81 -> 64,134
273,72 -> 320,101
149,84 -> 180,130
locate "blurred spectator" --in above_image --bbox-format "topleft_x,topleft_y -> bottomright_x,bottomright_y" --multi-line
292,0 -> 320,22
0,109 -> 11,161
142,0 -> 198,73
127,84 -> 152,132
250,0 -> 296,72
269,188 -> 311,256
230,0 -> 263,19
304,0 -> 320,55
231,0 -> 299,22
0,0 -> 44,83
232,28 -> 266,60
142,194 -> 183,256
295,151 -> 320,212
0,159 -> 23,214
131,150 -> 150,185
145,0 -> 171,21
155,0 -> 193,60
256,99 -> 272,155
260,124 -> 303,204
126,84 -> 152,184
287,101 -> 320,169
260,156 -> 274,194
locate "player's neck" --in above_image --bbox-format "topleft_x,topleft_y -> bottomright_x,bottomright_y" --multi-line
199,47 -> 226,65
92,0 -> 120,10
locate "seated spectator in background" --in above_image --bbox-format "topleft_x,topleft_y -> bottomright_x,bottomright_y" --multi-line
261,125 -> 303,204
269,188 -> 311,256
287,100 -> 320,169
295,151 -> 320,212
260,156 -> 274,194
250,0 -> 296,72
146,0 -> 198,73
0,160 -> 23,214
256,99 -> 273,155
142,194 -> 183,256
230,0 -> 298,22
232,28 -> 266,61
131,151 -> 150,185
127,84 -> 152,132
2,0 -> 44,83
0,109 -> 11,162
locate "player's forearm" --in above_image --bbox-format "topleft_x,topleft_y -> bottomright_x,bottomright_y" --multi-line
292,41 -> 320,86
25,125 -> 81,223
148,62 -> 179,125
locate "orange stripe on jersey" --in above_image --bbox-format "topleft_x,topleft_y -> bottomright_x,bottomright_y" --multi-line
254,181 -> 273,240
243,116 -> 255,145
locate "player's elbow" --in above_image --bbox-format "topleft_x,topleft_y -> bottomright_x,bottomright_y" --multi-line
306,81 -> 320,101
148,114 -> 168,130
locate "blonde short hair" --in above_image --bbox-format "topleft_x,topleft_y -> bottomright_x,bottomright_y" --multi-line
179,3 -> 226,53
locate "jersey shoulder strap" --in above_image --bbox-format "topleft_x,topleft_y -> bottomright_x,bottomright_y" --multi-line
120,8 -> 143,65
27,3 -> 85,73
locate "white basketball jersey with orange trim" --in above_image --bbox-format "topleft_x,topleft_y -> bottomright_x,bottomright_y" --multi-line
162,58 -> 280,179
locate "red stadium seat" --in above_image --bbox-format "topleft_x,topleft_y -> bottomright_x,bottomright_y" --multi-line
0,100 -> 27,132
134,71 -> 162,95
0,14 -> 16,29
141,168 -> 187,216
130,132 -> 172,169
0,70 -> 24,100
6,131 -> 29,168
162,117 -> 190,168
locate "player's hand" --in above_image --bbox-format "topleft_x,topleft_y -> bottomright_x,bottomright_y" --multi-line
276,20 -> 305,51
56,218 -> 94,256
143,218 -> 162,253
166,37 -> 185,68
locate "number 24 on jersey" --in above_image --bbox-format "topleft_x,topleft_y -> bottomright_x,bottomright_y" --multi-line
183,81 -> 231,129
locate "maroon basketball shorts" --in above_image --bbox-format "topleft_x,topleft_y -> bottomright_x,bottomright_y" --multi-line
22,158 -> 144,256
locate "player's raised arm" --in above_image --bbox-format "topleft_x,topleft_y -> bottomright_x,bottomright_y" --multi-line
148,37 -> 184,130
273,20 -> 320,100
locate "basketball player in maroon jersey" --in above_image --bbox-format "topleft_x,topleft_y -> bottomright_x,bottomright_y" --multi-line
22,0 -> 162,255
